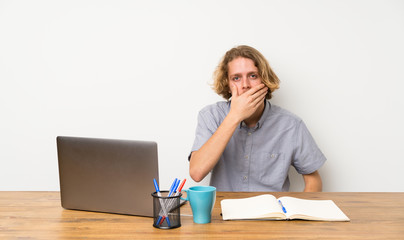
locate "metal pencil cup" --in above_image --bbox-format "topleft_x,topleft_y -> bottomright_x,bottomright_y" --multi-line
152,191 -> 182,229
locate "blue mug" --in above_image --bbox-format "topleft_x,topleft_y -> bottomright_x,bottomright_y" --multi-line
181,186 -> 216,224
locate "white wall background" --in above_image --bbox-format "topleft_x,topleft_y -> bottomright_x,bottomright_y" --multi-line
1,0 -> 403,192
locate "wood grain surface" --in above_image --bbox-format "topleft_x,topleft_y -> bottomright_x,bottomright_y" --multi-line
1,191 -> 403,239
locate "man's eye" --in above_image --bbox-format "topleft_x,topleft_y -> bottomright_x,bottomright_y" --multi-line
232,76 -> 240,81
250,74 -> 257,79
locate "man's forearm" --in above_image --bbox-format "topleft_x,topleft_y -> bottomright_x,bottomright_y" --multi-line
303,171 -> 323,192
189,114 -> 240,182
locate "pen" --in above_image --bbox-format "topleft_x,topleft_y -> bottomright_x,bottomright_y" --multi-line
169,179 -> 187,212
159,178 -> 186,225
168,178 -> 178,197
164,179 -> 187,214
176,179 -> 186,194
153,179 -> 171,227
153,179 -> 160,194
173,179 -> 181,193
159,178 -> 178,225
278,200 -> 287,214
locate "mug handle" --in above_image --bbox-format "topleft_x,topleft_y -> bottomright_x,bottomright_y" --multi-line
180,189 -> 189,201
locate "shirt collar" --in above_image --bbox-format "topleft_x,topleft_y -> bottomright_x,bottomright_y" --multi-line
256,100 -> 271,129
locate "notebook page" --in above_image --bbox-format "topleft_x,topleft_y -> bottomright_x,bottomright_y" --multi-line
279,196 -> 350,221
221,194 -> 284,220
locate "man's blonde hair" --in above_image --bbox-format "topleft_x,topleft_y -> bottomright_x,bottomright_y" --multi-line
213,45 -> 280,100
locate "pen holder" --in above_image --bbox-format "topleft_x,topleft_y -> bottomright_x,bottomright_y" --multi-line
152,191 -> 182,229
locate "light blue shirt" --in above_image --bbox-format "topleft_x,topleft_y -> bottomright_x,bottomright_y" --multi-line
190,100 -> 326,192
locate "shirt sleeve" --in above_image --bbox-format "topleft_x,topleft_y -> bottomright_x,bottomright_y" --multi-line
292,120 -> 326,174
188,109 -> 218,161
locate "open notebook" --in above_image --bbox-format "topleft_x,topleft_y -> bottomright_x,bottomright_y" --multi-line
221,194 -> 350,221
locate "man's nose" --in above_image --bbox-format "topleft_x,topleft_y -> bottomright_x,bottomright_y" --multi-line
242,78 -> 251,89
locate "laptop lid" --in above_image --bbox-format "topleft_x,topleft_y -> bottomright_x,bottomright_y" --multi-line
56,136 -> 159,217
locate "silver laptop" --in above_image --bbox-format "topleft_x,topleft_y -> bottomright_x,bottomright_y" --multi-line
56,136 -> 159,217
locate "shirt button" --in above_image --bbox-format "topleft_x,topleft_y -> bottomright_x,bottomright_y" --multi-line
248,132 -> 252,136
245,155 -> 249,159
271,154 -> 275,158
243,176 -> 248,180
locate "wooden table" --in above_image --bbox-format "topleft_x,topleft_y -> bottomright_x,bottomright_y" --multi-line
1,192 -> 403,239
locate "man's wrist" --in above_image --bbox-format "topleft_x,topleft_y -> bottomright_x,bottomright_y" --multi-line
225,112 -> 242,127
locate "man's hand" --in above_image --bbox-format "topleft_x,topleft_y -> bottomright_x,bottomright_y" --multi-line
228,83 -> 268,123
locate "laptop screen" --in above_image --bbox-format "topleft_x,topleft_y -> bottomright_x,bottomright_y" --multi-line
57,136 -> 159,217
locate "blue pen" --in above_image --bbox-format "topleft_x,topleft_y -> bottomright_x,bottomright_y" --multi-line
153,179 -> 171,227
170,179 -> 180,196
165,179 -> 186,212
159,178 -> 178,226
278,200 -> 287,214
153,178 -> 160,193
153,179 -> 163,224
167,178 -> 178,197
166,179 -> 180,209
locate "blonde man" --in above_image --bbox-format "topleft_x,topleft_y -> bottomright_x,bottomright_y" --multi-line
189,45 -> 325,192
